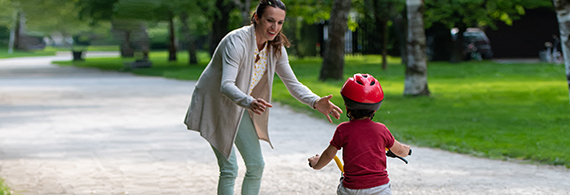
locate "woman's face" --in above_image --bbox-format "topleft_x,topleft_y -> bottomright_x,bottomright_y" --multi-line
255,6 -> 286,42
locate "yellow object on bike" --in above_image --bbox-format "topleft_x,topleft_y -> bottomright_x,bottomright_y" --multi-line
333,156 -> 344,173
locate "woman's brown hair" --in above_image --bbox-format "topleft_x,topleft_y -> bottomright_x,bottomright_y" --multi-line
251,0 -> 290,58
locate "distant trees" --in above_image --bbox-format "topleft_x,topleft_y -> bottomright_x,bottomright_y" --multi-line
423,0 -> 551,63
0,0 -> 560,94
356,0 -> 403,70
2,0 -> 110,59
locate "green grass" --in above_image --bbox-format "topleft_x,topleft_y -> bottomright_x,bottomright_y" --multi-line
53,52 -> 570,168
0,47 -> 56,58
0,45 -> 119,59
0,178 -> 10,195
42,45 -> 121,52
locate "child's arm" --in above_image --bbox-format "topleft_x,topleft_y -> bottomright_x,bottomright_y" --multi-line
308,145 -> 338,170
390,140 -> 411,157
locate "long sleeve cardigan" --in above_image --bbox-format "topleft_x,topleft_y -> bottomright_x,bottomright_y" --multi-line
184,25 -> 320,159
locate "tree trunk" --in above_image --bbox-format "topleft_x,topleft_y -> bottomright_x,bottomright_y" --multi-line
373,0 -> 392,70
168,12 -> 177,62
8,9 -> 20,54
14,11 -> 22,50
553,0 -> 570,104
319,0 -> 352,81
210,0 -> 234,56
121,30 -> 134,58
72,51 -> 84,61
381,18 -> 389,70
234,0 -> 252,26
180,12 -> 198,65
404,0 -> 430,96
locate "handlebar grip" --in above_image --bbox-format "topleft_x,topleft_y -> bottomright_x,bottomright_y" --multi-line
386,149 -> 409,164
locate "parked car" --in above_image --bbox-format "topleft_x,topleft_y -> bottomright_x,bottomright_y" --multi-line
453,28 -> 493,60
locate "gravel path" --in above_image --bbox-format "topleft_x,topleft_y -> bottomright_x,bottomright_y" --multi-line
1,54 -> 569,195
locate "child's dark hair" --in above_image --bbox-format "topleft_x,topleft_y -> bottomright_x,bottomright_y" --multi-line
346,108 -> 375,120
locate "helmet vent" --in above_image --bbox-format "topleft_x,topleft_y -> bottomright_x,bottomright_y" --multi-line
370,81 -> 375,86
356,80 -> 363,85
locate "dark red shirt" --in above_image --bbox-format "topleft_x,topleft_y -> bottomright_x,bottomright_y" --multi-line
330,119 -> 395,189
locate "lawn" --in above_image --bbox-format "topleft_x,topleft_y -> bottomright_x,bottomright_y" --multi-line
0,47 -> 56,58
0,45 -> 119,59
0,178 -> 10,195
53,52 -> 570,168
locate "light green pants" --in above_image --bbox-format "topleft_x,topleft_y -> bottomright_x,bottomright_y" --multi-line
212,112 -> 265,195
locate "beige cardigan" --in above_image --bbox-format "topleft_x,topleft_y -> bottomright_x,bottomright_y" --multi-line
184,25 -> 320,159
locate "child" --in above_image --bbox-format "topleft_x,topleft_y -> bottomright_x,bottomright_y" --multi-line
308,73 -> 411,195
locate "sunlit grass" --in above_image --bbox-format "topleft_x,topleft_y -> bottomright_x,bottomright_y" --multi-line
0,47 -> 56,58
0,45 -> 120,59
53,53 -> 570,168
42,45 -> 120,52
0,178 -> 10,195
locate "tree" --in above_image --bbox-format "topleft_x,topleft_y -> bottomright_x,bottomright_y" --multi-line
424,0 -> 529,62
201,0 -> 235,56
282,0 -> 333,58
112,0 -> 159,60
168,0 -> 207,65
404,0 -> 430,96
233,0 -> 253,26
358,0 -> 401,69
319,0 -> 352,81
552,0 -> 570,104
4,0 -> 111,59
180,11 -> 199,64
154,1 -> 180,62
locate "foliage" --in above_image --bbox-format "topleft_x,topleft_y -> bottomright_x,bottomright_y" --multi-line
0,0 -> 16,27
53,53 -> 570,168
0,178 -> 10,195
424,0 -> 552,30
11,0 -> 109,37
284,0 -> 333,24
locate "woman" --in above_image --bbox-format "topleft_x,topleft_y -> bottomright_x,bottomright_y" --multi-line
184,0 -> 342,194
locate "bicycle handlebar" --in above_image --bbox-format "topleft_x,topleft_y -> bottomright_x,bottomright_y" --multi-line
329,148 -> 412,173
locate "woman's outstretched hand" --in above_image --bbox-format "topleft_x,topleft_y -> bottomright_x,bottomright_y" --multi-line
314,94 -> 342,123
250,98 -> 273,115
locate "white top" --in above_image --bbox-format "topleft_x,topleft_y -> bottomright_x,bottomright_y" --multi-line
250,33 -> 268,95
184,25 -> 320,159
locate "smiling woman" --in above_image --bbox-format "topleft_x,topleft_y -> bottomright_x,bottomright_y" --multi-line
251,0 -> 289,58
182,0 -> 342,194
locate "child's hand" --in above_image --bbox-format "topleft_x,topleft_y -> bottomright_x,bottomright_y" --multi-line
308,154 -> 321,169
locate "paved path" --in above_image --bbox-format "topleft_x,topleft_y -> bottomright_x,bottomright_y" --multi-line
1,54 -> 569,195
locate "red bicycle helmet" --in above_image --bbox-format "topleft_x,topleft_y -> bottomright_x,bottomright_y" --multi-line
340,73 -> 384,110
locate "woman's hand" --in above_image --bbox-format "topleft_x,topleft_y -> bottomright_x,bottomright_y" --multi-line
314,95 -> 343,123
250,98 -> 273,115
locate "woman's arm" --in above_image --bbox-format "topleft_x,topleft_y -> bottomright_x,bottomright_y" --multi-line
390,140 -> 411,157
275,47 -> 342,122
308,145 -> 338,170
219,33 -> 256,109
